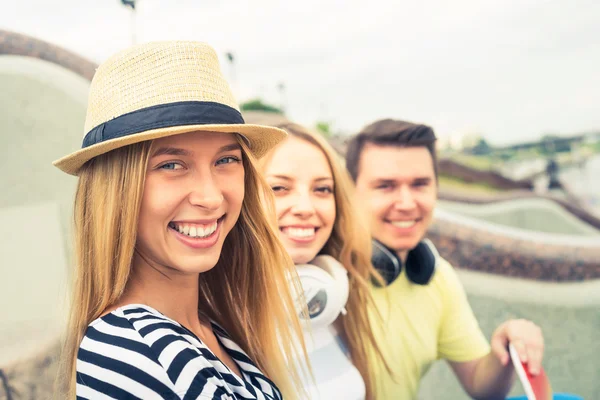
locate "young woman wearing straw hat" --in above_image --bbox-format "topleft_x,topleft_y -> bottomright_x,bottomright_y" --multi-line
55,42 -> 308,400
257,122 -> 390,400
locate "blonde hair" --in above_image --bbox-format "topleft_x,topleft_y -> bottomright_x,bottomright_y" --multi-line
59,135 -> 307,399
261,123 -> 390,400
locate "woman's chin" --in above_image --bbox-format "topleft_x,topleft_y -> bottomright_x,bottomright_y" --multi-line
290,250 -> 320,265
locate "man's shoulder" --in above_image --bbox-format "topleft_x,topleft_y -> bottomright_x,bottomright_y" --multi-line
429,255 -> 468,297
434,255 -> 458,279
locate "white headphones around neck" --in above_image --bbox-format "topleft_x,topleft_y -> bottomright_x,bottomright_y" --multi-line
294,255 -> 349,330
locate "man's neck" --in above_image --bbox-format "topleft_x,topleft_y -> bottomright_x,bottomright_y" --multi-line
397,250 -> 409,263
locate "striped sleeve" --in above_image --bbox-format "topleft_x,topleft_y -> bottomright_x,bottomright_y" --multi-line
75,309 -> 225,399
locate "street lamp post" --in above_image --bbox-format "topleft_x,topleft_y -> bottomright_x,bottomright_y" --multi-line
277,82 -> 286,114
226,52 -> 238,98
121,0 -> 137,45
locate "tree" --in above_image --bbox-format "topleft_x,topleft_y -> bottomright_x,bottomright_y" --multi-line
470,138 -> 492,155
240,98 -> 283,114
315,121 -> 332,138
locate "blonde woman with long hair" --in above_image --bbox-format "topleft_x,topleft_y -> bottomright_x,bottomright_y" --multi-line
257,120 -> 389,400
54,42 -> 307,400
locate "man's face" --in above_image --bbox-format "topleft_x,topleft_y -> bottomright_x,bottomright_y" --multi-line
354,143 -> 437,255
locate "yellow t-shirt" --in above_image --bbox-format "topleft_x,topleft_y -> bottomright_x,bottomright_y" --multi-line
369,257 -> 490,400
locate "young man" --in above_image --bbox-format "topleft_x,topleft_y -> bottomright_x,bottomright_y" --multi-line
345,119 -> 545,400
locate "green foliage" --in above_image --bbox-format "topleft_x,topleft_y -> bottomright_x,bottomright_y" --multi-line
240,98 -> 283,114
582,141 -> 600,153
315,121 -> 332,138
470,138 -> 492,155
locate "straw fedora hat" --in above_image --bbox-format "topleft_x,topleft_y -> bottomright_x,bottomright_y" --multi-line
53,41 -> 287,175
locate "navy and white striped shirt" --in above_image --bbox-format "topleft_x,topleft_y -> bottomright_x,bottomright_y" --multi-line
76,304 -> 282,400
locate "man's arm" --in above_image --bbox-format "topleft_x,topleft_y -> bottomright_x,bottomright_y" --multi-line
448,319 -> 544,400
450,353 -> 514,400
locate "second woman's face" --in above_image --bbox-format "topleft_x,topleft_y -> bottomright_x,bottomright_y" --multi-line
136,131 -> 245,274
264,137 -> 336,264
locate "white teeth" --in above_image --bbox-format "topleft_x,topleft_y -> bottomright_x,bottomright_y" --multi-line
390,220 -> 417,228
284,227 -> 316,239
172,222 -> 218,238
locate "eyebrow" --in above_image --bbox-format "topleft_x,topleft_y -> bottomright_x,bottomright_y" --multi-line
413,177 -> 432,183
151,143 -> 242,158
218,143 -> 242,153
152,147 -> 192,157
267,175 -> 333,182
314,177 -> 334,183
371,177 -> 432,184
371,178 -> 395,186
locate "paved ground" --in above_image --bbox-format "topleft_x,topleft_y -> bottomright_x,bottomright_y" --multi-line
418,269 -> 600,399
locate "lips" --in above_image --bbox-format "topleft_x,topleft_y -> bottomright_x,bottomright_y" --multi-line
167,216 -> 225,249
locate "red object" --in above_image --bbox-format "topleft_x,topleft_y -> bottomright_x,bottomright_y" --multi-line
509,343 -> 553,400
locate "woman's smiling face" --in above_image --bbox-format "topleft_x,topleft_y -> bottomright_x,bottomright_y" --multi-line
135,131 -> 245,274
264,136 -> 336,264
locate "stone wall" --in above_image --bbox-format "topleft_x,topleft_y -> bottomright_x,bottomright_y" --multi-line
0,29 -> 97,80
0,343 -> 60,400
0,29 -> 91,399
437,158 -> 534,190
438,189 -> 600,231
428,214 -> 600,281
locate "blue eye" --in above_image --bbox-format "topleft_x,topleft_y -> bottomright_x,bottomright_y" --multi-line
159,162 -> 183,170
216,156 -> 241,165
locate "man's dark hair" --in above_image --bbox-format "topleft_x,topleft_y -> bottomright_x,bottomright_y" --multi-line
345,119 -> 438,181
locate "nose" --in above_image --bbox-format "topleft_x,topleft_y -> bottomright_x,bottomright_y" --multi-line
290,190 -> 315,218
393,185 -> 416,210
188,172 -> 224,211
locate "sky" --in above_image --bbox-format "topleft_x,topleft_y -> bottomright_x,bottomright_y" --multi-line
1,0 -> 599,145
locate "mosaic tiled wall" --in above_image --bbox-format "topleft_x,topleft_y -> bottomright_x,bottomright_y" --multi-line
427,218 -> 599,282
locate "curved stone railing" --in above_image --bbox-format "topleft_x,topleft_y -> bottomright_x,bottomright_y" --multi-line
0,29 -> 93,397
438,189 -> 600,231
438,197 -> 600,236
437,158 -> 534,190
428,208 -> 600,282
0,342 -> 60,399
0,29 -> 97,80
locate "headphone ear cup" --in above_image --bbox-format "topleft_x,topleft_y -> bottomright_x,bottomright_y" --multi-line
371,240 -> 403,286
295,256 -> 349,329
311,255 -> 349,308
405,241 -> 436,285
